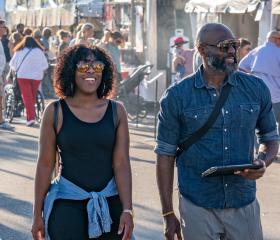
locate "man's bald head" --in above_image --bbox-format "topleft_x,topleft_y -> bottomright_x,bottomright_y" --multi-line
196,23 -> 235,46
267,30 -> 280,43
195,23 -> 238,75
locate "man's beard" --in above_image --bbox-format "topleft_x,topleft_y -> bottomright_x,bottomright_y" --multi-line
207,54 -> 237,74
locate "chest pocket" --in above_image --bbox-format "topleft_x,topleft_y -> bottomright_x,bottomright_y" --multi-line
182,107 -> 211,133
239,104 -> 260,130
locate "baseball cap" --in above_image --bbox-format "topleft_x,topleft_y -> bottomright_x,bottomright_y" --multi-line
171,37 -> 188,48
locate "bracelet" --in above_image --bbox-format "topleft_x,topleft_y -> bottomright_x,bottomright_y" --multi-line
162,210 -> 174,217
123,209 -> 134,218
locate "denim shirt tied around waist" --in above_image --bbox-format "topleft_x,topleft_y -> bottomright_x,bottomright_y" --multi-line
155,67 -> 279,209
43,176 -> 118,239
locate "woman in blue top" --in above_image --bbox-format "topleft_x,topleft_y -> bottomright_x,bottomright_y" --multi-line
31,45 -> 134,240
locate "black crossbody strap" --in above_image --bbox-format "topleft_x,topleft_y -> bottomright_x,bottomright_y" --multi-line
176,84 -> 232,157
16,49 -> 32,73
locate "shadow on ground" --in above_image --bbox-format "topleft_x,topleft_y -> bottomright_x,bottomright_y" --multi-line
0,223 -> 31,240
0,193 -> 32,219
133,202 -> 163,240
0,133 -> 37,162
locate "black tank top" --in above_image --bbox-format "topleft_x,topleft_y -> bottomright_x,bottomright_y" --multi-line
57,99 -> 116,192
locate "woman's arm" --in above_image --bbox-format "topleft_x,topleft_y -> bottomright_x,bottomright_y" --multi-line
32,102 -> 58,239
112,102 -> 133,240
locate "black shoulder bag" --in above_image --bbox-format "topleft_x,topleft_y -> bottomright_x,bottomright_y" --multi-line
176,84 -> 232,157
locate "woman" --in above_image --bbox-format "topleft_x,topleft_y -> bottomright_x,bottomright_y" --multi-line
101,31 -> 124,96
9,31 -> 23,55
237,38 -> 252,62
23,27 -> 33,36
75,23 -> 97,46
9,36 -> 48,126
31,45 -> 134,240
57,29 -> 71,55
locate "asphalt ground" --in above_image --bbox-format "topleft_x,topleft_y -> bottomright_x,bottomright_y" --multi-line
0,115 -> 280,240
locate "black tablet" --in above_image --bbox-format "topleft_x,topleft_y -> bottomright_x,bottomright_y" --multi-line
201,164 -> 263,177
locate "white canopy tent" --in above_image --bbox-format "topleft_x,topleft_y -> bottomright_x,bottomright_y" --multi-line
272,0 -> 280,14
5,0 -> 105,27
6,1 -> 75,27
185,0 -> 261,14
184,0 -> 275,46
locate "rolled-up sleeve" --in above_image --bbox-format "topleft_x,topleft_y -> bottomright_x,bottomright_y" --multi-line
256,80 -> 280,143
154,88 -> 180,156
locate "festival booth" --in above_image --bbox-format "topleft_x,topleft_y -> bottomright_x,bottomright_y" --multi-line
5,0 -> 75,27
184,0 -> 275,47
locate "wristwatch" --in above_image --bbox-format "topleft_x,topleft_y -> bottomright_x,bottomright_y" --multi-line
123,209 -> 134,218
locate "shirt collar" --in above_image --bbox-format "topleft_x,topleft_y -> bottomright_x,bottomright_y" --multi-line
265,41 -> 277,47
194,65 -> 238,88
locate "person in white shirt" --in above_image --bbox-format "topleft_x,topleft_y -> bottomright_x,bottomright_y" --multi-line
9,36 -> 48,126
0,19 -> 14,130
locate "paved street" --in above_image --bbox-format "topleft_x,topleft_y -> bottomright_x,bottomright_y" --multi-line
0,116 -> 280,240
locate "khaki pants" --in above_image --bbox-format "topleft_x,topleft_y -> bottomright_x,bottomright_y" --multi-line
179,194 -> 263,240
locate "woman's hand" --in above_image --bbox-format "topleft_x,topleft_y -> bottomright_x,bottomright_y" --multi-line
118,211 -> 134,240
31,215 -> 45,240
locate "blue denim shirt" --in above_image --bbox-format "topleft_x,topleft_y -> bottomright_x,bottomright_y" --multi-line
43,176 -> 118,240
155,67 -> 279,209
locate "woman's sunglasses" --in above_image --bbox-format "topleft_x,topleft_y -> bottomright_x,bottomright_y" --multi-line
205,39 -> 240,52
76,61 -> 105,74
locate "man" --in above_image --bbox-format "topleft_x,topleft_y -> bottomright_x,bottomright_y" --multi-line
239,31 -> 280,137
171,37 -> 194,79
0,19 -> 13,130
155,23 -> 279,240
41,27 -> 52,52
15,23 -> 25,37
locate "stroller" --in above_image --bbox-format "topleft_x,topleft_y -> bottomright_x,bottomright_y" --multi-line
117,64 -> 153,120
3,79 -> 45,123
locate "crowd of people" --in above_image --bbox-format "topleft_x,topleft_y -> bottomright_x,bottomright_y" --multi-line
1,17 -> 280,240
0,20 -> 125,130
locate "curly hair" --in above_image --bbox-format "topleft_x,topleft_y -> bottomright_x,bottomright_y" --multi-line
53,44 -> 116,99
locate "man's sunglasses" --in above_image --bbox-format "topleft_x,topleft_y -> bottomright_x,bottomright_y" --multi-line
205,39 -> 240,52
76,61 -> 105,74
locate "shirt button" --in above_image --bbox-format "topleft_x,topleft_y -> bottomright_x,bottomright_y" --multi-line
225,147 -> 228,150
